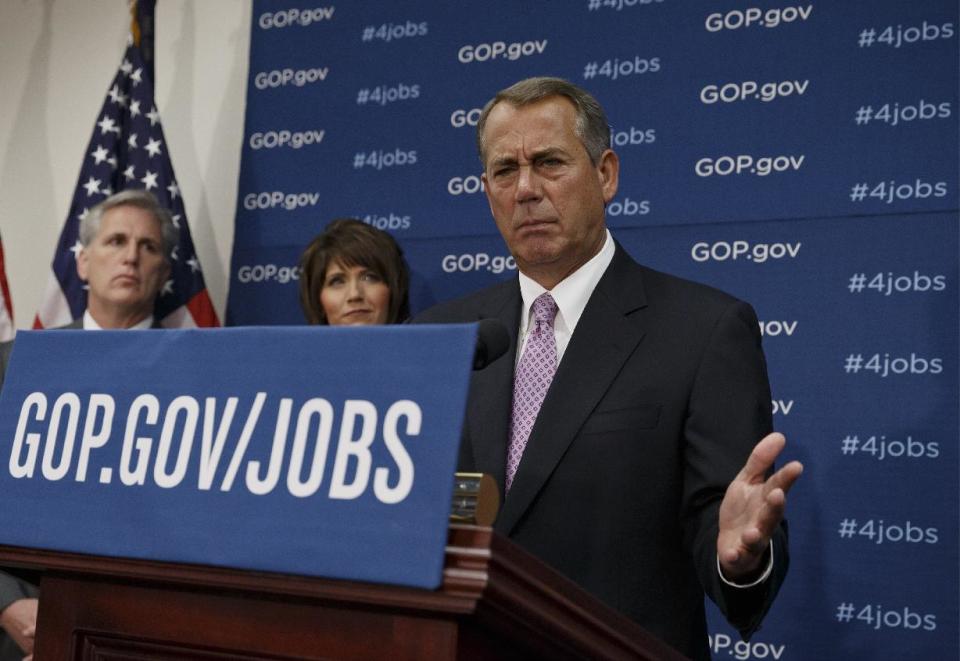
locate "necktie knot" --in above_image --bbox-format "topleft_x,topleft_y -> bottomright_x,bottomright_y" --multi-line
532,293 -> 558,328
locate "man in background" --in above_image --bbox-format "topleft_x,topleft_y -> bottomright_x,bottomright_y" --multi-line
417,77 -> 803,659
0,189 -> 177,660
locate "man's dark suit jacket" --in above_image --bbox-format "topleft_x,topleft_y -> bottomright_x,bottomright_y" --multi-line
0,317 -> 82,391
416,244 -> 789,660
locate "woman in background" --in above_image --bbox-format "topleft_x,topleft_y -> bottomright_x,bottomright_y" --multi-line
299,218 -> 410,326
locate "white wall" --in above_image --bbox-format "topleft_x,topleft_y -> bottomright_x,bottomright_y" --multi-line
0,0 -> 250,326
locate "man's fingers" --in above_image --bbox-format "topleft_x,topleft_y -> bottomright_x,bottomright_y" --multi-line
765,487 -> 785,510
720,546 -> 738,562
738,432 -> 786,481
745,462 -> 801,539
719,528 -> 767,578
720,521 -> 767,558
765,460 -> 804,497
754,489 -> 787,538
740,526 -> 763,550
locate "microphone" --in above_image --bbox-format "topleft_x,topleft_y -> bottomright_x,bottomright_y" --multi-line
473,319 -> 510,370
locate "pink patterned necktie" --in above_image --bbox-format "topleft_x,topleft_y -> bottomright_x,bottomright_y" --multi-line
506,293 -> 558,492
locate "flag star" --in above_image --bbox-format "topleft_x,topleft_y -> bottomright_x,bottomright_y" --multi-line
187,256 -> 201,273
108,84 -> 128,108
82,176 -> 101,196
141,170 -> 158,190
97,116 -> 119,135
162,279 -> 175,296
123,165 -> 136,181
145,138 -> 162,157
129,100 -> 141,117
120,59 -> 133,74
69,240 -> 83,258
130,68 -> 143,86
91,145 -> 110,164
166,180 -> 180,199
107,156 -> 117,169
78,207 -> 90,221
102,186 -> 112,196
146,106 -> 160,126
127,133 -> 138,149
170,246 -> 180,261
171,214 -> 181,229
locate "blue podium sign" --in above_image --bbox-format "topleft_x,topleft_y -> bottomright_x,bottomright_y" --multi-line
0,325 -> 476,589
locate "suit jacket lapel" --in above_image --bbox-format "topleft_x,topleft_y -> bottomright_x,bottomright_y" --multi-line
495,246 -> 648,535
465,281 -> 521,498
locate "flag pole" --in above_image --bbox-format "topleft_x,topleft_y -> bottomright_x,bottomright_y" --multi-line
130,0 -> 156,80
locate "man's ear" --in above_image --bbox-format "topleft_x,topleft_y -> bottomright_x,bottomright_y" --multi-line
481,171 -> 496,215
597,149 -> 619,204
76,249 -> 89,281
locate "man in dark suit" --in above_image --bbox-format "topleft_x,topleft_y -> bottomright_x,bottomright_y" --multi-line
416,77 -> 803,659
0,189 -> 177,660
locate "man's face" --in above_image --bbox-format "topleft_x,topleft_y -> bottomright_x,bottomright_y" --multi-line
76,204 -> 170,321
480,96 -> 618,289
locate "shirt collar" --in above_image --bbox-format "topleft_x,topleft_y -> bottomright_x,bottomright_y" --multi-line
517,229 -> 615,335
83,310 -> 155,330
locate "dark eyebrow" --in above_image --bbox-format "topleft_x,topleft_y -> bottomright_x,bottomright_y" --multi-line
530,147 -> 568,160
488,154 -> 518,169
488,147 -> 569,169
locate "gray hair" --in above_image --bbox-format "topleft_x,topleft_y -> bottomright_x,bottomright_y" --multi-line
80,190 -> 179,260
476,76 -> 611,165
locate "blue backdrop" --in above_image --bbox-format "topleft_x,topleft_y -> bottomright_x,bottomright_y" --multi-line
226,2 -> 959,658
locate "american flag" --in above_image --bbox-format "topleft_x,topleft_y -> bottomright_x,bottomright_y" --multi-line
0,240 -> 13,340
34,3 -> 218,329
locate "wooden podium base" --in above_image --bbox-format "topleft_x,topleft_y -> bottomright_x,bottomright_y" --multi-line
0,525 -> 685,660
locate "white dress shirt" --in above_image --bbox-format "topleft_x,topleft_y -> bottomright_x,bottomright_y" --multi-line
515,229 -> 615,366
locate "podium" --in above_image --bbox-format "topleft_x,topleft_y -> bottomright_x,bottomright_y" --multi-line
0,524 -> 686,660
